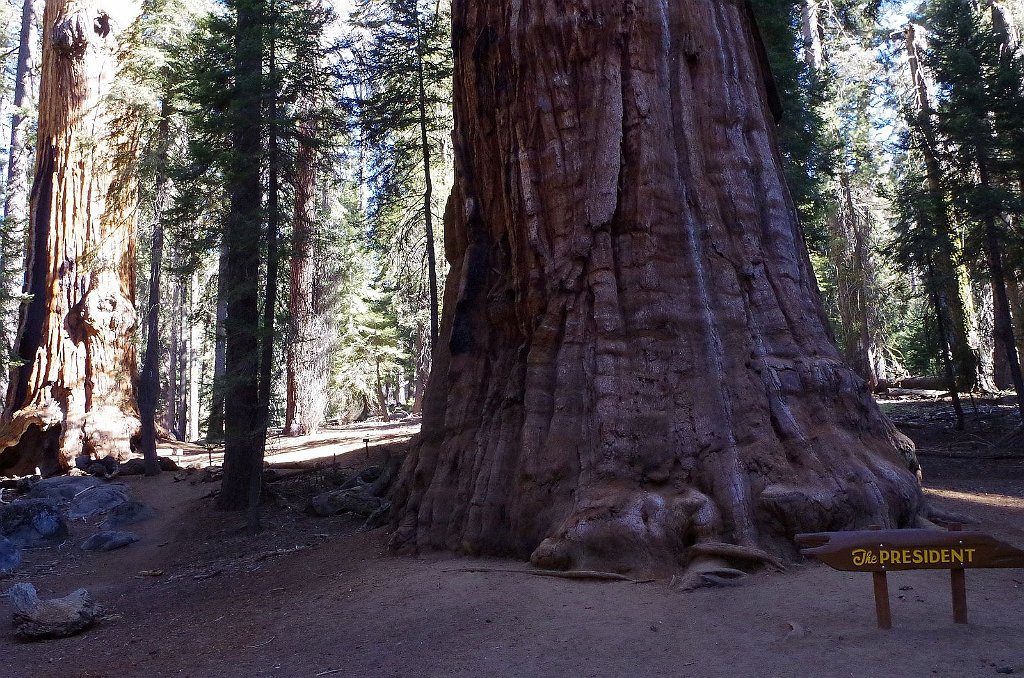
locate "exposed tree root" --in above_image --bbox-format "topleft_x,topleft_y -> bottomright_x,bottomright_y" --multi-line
670,557 -> 748,592
687,542 -> 786,572
914,516 -> 943,530
925,503 -> 979,527
443,567 -> 655,583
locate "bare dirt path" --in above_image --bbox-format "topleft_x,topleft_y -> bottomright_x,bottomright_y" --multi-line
1,404 -> 1022,678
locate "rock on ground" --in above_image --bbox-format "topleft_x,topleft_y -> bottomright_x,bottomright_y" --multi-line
67,485 -> 130,520
309,489 -> 389,518
79,531 -> 139,552
27,477 -> 100,504
8,583 -> 102,641
100,501 -> 156,528
0,536 -> 22,572
0,500 -> 68,546
118,457 -> 181,476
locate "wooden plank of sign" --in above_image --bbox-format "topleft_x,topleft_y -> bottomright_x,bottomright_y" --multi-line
794,529 -> 1024,572
795,528 -> 1024,629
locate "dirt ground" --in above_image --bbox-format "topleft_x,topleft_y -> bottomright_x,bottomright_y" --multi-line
1,399 -> 1023,678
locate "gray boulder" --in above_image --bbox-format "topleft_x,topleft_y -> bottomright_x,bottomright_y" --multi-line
119,456 -> 181,476
310,489 -> 389,518
79,531 -> 139,552
67,485 -> 130,520
8,583 -> 102,641
27,476 -> 100,504
0,500 -> 68,546
117,458 -> 147,476
100,501 -> 155,528
0,537 -> 22,572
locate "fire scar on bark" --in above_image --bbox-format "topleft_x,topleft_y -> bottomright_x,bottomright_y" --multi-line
388,0 -> 924,580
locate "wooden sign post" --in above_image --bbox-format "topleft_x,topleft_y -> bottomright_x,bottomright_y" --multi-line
795,527 -> 1024,629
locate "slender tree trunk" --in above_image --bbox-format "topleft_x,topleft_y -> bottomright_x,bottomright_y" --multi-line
927,256 -> 966,429
830,172 -> 888,389
415,16 -> 439,350
391,0 -> 922,576
0,0 -> 144,476
138,101 -> 171,476
256,15 -> 280,532
905,23 -> 983,390
284,118 -> 331,437
187,271 -> 201,441
218,0 -> 265,511
1007,276 -> 1024,364
803,2 -> 890,390
977,282 -> 1005,388
0,0 -> 41,412
411,323 -> 427,415
801,0 -> 823,70
208,245 -> 229,440
375,359 -> 389,422
978,152 -> 1024,415
163,280 -> 181,438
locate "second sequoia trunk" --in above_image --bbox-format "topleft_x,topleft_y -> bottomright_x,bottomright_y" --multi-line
390,0 -> 923,575
0,0 -> 143,476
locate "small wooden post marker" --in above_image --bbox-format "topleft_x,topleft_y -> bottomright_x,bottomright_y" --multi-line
869,525 -> 891,629
795,528 -> 1024,629
949,524 -> 967,624
872,570 -> 892,629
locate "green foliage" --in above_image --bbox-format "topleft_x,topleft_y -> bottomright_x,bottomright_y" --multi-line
750,0 -> 833,246
923,0 -> 1024,252
344,0 -> 452,300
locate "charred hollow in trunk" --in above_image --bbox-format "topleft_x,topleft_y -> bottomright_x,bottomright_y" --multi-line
390,0 -> 923,577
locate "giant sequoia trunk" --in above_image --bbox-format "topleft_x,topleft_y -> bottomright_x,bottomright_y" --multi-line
390,0 -> 923,576
0,0 -> 143,476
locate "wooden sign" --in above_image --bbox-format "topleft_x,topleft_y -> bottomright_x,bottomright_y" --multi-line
795,527 -> 1024,629
796,529 -> 1024,572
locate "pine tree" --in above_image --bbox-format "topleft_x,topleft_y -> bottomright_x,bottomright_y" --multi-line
924,0 -> 1024,415
346,0 -> 453,357
0,0 -> 40,411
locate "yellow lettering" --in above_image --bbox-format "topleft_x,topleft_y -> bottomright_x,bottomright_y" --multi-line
891,550 -> 903,564
852,549 -> 869,567
880,550 -> 890,564
951,549 -> 964,564
903,549 -> 912,564
964,548 -> 976,563
929,549 -> 941,564
941,550 -> 950,564
912,550 -> 924,564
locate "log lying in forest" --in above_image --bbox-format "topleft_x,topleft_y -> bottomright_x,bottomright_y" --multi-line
9,583 -> 102,641
895,376 -> 953,391
389,0 -> 924,579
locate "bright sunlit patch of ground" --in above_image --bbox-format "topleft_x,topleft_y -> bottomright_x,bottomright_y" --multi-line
159,418 -> 421,468
924,487 -> 1024,510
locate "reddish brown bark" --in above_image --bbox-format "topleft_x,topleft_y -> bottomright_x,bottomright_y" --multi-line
390,0 -> 923,576
284,123 -> 331,437
0,1 -> 143,476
